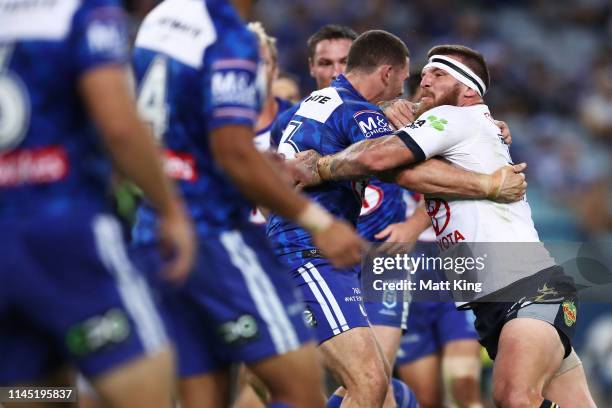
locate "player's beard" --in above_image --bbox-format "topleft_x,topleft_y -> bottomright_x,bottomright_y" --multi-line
415,84 -> 462,117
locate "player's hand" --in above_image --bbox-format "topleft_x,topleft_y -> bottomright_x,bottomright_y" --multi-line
158,203 -> 196,284
495,120 -> 512,145
382,99 -> 417,130
263,150 -> 308,187
375,220 -> 420,254
489,162 -> 527,203
313,219 -> 366,268
292,150 -> 323,189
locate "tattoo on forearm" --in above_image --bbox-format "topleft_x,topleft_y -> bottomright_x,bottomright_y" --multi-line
320,135 -> 406,181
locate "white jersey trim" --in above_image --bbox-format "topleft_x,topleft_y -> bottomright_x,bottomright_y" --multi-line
295,87 -> 343,124
0,0 -> 80,41
135,0 -> 216,69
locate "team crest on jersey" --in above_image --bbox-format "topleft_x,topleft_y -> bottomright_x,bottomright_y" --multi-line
426,198 -> 451,235
353,110 -> 393,138
360,185 -> 384,217
562,301 -> 577,327
303,306 -> 317,327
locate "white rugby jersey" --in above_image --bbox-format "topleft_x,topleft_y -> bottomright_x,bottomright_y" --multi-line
398,104 -> 555,298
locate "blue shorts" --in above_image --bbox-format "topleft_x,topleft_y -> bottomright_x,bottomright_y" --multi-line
133,223 -> 312,376
396,301 -> 478,365
284,257 -> 370,344
0,212 -> 168,385
363,293 -> 409,330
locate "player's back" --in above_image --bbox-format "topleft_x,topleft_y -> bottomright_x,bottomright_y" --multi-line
267,75 -> 385,260
0,0 -> 128,218
131,0 -> 262,242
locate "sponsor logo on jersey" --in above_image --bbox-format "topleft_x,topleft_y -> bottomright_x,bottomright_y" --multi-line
562,300 -> 577,327
359,184 -> 384,217
218,314 -> 259,345
426,115 -> 448,131
86,19 -> 127,57
66,309 -> 130,356
353,110 -> 393,138
163,149 -> 197,181
0,146 -> 69,187
211,70 -> 256,107
304,94 -> 332,104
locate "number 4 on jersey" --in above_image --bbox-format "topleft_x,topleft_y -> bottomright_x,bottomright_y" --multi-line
137,55 -> 168,142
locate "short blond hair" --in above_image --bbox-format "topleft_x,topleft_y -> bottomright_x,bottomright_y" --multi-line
247,21 -> 278,64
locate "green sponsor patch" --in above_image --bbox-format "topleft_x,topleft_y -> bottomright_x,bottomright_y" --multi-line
427,115 -> 448,131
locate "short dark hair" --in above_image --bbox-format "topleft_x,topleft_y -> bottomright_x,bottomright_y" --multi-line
307,24 -> 358,60
427,44 -> 490,91
345,30 -> 409,74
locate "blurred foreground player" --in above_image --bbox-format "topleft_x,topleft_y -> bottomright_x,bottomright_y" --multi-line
132,0 -> 364,407
0,1 -> 195,407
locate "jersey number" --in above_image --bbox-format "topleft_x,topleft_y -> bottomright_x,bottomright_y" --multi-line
137,55 -> 168,142
277,119 -> 302,159
0,45 -> 30,153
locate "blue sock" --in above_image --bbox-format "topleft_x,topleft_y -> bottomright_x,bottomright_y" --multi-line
326,393 -> 343,408
392,377 -> 418,408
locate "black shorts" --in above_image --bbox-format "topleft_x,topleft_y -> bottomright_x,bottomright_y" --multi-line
470,266 -> 577,360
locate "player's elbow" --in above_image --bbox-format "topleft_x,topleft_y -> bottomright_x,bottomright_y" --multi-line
394,168 -> 421,189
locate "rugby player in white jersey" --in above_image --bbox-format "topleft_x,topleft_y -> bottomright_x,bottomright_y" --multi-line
293,44 -> 596,408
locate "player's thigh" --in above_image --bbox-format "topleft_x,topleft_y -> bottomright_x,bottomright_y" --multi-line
493,317 -> 564,395
371,324 -> 403,366
178,368 -> 231,408
20,213 -> 171,388
247,342 -> 325,408
169,226 -> 313,377
92,346 -> 174,408
318,326 -> 388,389
543,352 -> 596,408
396,353 -> 442,408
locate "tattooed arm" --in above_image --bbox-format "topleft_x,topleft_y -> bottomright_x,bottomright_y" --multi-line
292,134 -> 527,202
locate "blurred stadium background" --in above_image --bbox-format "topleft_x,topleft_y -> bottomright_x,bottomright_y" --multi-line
125,0 -> 612,405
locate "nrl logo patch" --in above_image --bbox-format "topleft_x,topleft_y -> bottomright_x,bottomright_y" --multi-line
562,300 -> 577,327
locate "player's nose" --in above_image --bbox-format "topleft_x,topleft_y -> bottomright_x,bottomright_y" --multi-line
332,63 -> 344,77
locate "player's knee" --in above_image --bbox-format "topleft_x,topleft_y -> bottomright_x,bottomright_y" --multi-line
350,359 -> 389,403
493,381 -> 540,408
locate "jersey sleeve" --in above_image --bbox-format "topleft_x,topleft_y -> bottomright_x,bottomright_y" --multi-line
270,104 -> 298,149
395,106 -> 464,162
344,106 -> 395,144
71,1 -> 130,75
205,29 -> 262,131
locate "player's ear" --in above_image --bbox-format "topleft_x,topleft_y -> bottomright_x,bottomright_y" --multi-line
308,58 -> 315,77
463,86 -> 478,99
380,65 -> 392,85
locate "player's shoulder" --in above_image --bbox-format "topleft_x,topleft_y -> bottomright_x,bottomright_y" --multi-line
411,104 -> 477,134
135,0 -> 256,70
